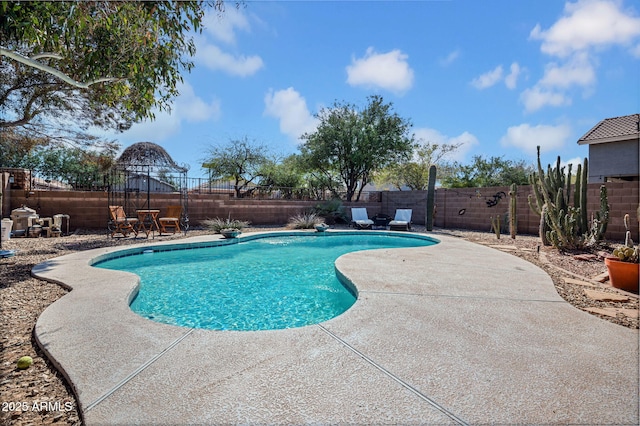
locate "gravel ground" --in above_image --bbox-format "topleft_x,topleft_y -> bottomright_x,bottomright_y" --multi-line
1,226 -> 637,426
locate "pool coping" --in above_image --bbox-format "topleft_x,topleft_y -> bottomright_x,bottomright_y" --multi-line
32,230 -> 639,425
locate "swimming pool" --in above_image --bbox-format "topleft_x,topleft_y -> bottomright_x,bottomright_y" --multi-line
94,232 -> 438,331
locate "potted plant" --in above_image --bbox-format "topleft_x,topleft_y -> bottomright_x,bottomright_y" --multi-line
314,223 -> 329,232
220,228 -> 242,239
202,217 -> 249,238
604,212 -> 639,292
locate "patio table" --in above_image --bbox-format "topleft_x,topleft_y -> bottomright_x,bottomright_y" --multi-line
136,209 -> 160,237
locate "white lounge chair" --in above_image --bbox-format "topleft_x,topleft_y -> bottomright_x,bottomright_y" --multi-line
389,209 -> 412,231
351,208 -> 374,229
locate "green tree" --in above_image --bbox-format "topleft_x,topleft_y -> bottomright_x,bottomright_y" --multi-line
0,128 -> 47,168
37,146 -> 116,186
0,128 -> 119,185
202,137 -> 270,198
261,155 -> 304,188
376,142 -> 461,190
0,1 -> 231,139
301,95 -> 414,201
441,156 -> 534,188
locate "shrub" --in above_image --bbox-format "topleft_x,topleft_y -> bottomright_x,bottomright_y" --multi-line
312,198 -> 348,224
288,212 -> 324,229
202,217 -> 250,233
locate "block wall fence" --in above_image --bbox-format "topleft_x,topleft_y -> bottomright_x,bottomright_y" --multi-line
3,181 -> 638,242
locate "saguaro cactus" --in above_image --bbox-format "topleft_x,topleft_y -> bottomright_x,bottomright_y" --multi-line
425,165 -> 437,231
509,183 -> 517,239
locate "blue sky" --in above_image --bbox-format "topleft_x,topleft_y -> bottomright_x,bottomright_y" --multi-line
104,0 -> 640,177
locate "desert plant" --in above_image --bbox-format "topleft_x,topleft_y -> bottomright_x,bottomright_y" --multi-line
612,214 -> 639,263
202,217 -> 250,233
491,215 -> 501,239
312,198 -> 348,224
425,165 -> 437,231
509,183 -> 517,239
288,212 -> 325,229
528,146 -> 608,250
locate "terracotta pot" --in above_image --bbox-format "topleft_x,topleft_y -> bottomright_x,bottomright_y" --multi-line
605,258 -> 639,293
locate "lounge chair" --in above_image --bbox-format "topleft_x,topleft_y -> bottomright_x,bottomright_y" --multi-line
388,209 -> 412,231
351,207 -> 374,229
108,205 -> 138,238
158,205 -> 182,235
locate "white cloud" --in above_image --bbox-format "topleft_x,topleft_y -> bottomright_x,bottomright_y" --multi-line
177,83 -> 222,123
519,52 -> 595,112
539,52 -> 596,88
471,62 -> 523,90
520,87 -> 571,113
195,42 -> 264,77
202,8 -> 251,45
193,10 -> 264,78
522,1 -> 640,113
560,156 -> 585,172
529,0 -> 640,58
504,62 -> 522,89
107,82 -> 221,143
471,65 -> 504,89
346,47 -> 414,94
439,49 -> 461,66
264,88 -> 318,141
413,128 -> 479,162
500,123 -> 572,154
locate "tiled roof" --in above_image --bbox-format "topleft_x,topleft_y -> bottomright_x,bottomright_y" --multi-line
578,113 -> 640,144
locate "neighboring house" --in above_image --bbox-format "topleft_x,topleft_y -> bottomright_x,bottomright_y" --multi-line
577,113 -> 640,183
112,174 -> 177,193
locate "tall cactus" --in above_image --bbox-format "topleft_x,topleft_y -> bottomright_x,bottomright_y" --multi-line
491,215 -> 501,239
573,158 -> 589,235
590,184 -> 609,243
425,165 -> 437,231
527,146 -> 608,250
528,146 -> 564,246
509,183 -> 517,239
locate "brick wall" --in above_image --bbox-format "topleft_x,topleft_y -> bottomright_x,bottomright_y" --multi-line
4,181 -> 638,241
379,181 -> 639,242
4,190 -> 380,230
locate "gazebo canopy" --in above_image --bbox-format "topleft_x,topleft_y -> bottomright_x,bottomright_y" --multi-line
116,142 -> 188,173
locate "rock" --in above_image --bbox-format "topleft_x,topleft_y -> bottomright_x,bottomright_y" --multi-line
585,307 -> 620,318
620,309 -> 639,319
586,307 -> 639,319
563,277 -> 598,287
592,272 -> 609,283
583,289 -> 631,302
573,253 -> 598,261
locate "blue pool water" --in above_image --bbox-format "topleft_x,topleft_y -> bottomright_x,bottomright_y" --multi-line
94,232 -> 437,331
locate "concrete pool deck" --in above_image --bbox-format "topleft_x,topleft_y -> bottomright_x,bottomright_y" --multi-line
32,231 -> 638,425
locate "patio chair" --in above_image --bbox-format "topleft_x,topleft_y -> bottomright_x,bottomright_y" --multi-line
158,205 -> 182,235
388,209 -> 412,231
108,205 -> 138,238
351,207 -> 374,229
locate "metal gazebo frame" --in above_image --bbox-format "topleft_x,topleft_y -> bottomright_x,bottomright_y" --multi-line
107,142 -> 189,237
